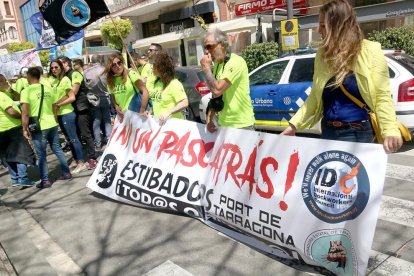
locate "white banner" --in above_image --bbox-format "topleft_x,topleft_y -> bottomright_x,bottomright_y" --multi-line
87,111 -> 387,276
0,49 -> 42,79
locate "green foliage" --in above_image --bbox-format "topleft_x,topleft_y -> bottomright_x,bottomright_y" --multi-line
101,19 -> 133,51
6,42 -> 36,52
241,42 -> 279,72
38,50 -> 50,67
368,27 -> 414,56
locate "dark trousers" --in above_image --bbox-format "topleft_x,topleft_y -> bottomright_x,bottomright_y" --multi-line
77,110 -> 96,160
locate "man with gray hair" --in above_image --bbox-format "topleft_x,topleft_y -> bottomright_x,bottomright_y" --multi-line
200,29 -> 255,133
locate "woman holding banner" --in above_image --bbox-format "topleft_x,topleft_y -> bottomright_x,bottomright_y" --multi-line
147,52 -> 188,122
50,59 -> 87,174
281,0 -> 402,153
104,53 -> 149,121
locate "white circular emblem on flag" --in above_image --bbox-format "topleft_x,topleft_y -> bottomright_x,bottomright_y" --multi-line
62,0 -> 91,27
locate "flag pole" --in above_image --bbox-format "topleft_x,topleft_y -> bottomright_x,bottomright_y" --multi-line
108,14 -> 137,71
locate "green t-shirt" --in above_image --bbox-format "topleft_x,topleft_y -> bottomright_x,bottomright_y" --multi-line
15,77 -> 29,93
20,83 -> 58,130
214,53 -> 255,128
150,78 -> 187,120
108,71 -> 140,111
140,63 -> 152,81
71,70 -> 84,85
51,76 -> 73,115
0,92 -> 21,132
40,76 -> 52,87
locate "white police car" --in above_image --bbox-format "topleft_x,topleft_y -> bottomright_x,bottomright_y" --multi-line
199,51 -> 414,134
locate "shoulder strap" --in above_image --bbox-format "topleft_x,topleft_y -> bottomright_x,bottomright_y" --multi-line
38,84 -> 44,118
339,84 -> 370,112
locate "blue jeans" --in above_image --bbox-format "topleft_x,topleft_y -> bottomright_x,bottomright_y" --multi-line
7,162 -> 29,183
92,98 -> 112,146
58,112 -> 84,161
321,120 -> 374,143
31,126 -> 70,180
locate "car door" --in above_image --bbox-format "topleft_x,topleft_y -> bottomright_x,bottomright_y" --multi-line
249,60 -> 290,123
275,57 -> 315,123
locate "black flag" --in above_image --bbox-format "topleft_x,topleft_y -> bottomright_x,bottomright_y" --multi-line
40,0 -> 110,43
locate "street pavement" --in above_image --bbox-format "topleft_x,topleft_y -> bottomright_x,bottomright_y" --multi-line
0,141 -> 414,276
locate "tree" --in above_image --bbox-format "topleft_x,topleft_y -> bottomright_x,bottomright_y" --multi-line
368,27 -> 414,56
241,42 -> 279,72
6,42 -> 50,67
101,18 -> 133,51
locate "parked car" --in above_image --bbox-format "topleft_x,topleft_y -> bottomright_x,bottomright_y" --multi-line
199,51 -> 414,133
175,66 -> 210,122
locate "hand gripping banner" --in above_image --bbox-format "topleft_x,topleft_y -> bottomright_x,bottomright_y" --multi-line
87,111 -> 387,276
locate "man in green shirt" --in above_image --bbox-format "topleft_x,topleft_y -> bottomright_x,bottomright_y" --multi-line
200,29 -> 255,133
21,67 -> 72,188
0,74 -> 36,187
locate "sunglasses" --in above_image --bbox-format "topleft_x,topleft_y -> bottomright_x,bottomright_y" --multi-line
112,60 -> 123,68
148,48 -> 158,53
204,43 -> 218,51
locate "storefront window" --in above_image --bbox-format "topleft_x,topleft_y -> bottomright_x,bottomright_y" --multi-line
165,47 -> 181,67
142,20 -> 161,38
227,32 -> 251,55
186,40 -> 198,66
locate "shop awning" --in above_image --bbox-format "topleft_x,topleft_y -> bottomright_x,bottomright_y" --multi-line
132,17 -> 258,49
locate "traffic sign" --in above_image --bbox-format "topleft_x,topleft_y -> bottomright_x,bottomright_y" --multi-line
281,18 -> 299,51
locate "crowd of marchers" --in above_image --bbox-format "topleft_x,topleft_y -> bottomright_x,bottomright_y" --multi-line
0,0 -> 405,189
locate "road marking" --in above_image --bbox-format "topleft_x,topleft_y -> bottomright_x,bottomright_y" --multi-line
8,201 -> 83,276
379,195 -> 414,228
143,260 -> 194,276
386,163 -> 414,181
367,250 -> 414,275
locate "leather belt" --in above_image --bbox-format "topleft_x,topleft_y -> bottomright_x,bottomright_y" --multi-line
325,120 -> 368,128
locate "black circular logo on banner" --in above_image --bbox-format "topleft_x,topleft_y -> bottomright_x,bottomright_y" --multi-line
96,154 -> 118,189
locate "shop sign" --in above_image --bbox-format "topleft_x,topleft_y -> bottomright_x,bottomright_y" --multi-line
235,0 -> 307,16
165,18 -> 194,33
386,8 -> 414,18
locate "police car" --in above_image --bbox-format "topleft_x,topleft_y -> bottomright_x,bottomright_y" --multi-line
198,50 -> 414,134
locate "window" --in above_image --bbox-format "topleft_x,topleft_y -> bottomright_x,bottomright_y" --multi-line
250,60 -> 289,85
8,26 -> 17,39
4,1 -> 11,16
20,0 -> 40,44
289,58 -> 315,82
142,20 -> 161,38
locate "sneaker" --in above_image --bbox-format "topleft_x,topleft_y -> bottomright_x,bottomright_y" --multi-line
87,159 -> 97,170
11,180 -> 19,187
69,160 -> 78,169
71,163 -> 88,174
36,179 -> 52,189
56,173 -> 73,181
95,145 -> 102,151
17,179 -> 36,187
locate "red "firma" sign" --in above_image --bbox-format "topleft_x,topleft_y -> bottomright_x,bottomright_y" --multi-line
234,0 -> 307,16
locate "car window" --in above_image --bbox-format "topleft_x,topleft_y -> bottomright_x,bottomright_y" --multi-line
175,70 -> 187,83
386,53 -> 414,75
250,60 -> 289,85
289,58 -> 314,82
388,67 -> 396,78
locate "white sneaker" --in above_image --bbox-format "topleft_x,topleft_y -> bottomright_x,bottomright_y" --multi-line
71,163 -> 88,174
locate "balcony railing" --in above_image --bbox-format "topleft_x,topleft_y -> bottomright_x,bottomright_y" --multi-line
107,0 -> 147,13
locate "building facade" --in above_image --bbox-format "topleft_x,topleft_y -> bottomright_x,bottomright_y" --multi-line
0,0 -> 22,49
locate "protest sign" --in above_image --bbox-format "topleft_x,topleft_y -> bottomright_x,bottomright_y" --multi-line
87,111 -> 387,275
0,49 -> 41,79
40,0 -> 109,43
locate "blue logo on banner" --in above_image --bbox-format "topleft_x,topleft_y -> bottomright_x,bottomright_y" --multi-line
62,0 -> 91,27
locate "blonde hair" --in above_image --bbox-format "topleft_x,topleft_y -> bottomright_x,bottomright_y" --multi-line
319,0 -> 363,87
104,53 -> 128,90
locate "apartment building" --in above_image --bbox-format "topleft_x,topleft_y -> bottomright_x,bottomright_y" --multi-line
0,0 -> 22,49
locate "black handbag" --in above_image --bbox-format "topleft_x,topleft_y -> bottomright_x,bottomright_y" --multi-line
28,84 -> 44,131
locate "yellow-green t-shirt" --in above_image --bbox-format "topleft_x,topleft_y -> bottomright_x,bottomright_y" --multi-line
214,53 -> 255,128
150,78 -> 187,120
108,70 -> 141,111
40,76 -> 52,87
15,77 -> 29,93
51,76 -> 73,115
140,63 -> 153,81
0,92 -> 21,132
20,83 -> 58,130
71,71 -> 84,85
